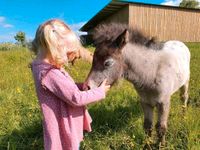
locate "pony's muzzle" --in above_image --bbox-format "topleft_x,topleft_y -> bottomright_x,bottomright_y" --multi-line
82,82 -> 90,91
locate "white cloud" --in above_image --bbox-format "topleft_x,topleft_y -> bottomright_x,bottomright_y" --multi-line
69,22 -> 87,36
161,0 -> 181,6
3,24 -> 14,28
69,22 -> 86,30
161,0 -> 200,6
0,16 -> 14,28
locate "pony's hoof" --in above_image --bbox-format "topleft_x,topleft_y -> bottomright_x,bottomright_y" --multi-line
157,139 -> 166,149
182,105 -> 187,109
143,136 -> 153,150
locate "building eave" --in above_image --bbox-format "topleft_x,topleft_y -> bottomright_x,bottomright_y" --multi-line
80,0 -> 200,32
80,1 -> 128,32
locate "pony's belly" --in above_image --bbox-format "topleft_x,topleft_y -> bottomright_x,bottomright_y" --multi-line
138,89 -> 160,106
172,71 -> 189,93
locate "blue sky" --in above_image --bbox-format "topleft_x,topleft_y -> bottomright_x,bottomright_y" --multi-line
0,0 -> 181,43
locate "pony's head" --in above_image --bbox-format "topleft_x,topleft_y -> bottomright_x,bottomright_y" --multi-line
85,23 -> 161,89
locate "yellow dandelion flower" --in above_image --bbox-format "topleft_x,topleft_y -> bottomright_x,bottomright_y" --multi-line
16,87 -> 21,93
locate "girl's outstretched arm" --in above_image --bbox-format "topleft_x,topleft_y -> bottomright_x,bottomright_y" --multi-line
41,68 -> 105,107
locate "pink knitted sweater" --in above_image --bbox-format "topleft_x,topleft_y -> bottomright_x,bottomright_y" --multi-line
31,60 -> 105,150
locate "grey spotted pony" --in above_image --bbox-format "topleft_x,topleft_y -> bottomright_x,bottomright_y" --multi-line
85,23 -> 190,146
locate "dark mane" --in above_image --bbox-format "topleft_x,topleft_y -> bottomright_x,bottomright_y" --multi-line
92,23 -> 163,50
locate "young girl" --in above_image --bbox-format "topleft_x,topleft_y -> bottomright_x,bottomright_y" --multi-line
30,19 -> 110,150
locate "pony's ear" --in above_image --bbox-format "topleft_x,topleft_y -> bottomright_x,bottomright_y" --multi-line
115,29 -> 129,50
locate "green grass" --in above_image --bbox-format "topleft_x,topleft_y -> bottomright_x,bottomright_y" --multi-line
0,43 -> 200,150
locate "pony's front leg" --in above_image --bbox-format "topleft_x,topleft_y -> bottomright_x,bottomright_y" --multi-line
156,98 -> 170,146
141,101 -> 154,137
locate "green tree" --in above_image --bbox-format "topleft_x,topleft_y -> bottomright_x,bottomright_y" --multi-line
179,0 -> 199,9
14,31 -> 26,47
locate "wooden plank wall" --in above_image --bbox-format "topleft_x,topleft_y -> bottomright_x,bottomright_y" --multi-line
129,4 -> 200,42
103,6 -> 129,24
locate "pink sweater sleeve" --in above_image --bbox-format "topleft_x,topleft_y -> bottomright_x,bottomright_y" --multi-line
41,69 -> 105,107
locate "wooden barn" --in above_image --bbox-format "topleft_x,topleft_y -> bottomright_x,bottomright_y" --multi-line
80,1 -> 200,42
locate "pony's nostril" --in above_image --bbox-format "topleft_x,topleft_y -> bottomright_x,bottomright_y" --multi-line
87,86 -> 91,90
82,83 -> 90,91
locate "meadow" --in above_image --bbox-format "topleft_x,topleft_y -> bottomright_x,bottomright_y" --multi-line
0,43 -> 199,150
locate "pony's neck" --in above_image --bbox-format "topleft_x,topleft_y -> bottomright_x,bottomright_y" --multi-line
122,43 -> 159,89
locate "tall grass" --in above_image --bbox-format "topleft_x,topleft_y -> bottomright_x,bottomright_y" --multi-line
0,43 -> 199,149
0,43 -> 24,51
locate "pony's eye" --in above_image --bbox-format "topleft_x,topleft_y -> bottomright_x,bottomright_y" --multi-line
104,58 -> 114,67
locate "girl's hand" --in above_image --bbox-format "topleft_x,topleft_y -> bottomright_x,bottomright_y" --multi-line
99,79 -> 110,93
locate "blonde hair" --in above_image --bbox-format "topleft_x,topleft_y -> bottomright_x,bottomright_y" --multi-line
31,19 -> 81,67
